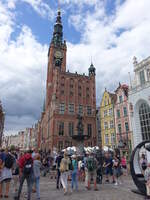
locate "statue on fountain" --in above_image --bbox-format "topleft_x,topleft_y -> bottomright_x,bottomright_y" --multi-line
77,115 -> 84,136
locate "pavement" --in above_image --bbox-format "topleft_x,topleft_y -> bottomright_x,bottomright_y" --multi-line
5,175 -> 144,200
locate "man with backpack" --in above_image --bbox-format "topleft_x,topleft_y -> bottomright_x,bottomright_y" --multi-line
15,151 -> 33,200
85,152 -> 98,191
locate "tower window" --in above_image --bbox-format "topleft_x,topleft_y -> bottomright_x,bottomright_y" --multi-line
59,103 -> 65,114
78,105 -> 83,115
87,124 -> 92,136
69,104 -> 74,114
69,122 -> 74,136
87,106 -> 92,115
58,122 -> 64,136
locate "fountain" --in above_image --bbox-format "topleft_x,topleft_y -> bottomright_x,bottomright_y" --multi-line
71,115 -> 91,155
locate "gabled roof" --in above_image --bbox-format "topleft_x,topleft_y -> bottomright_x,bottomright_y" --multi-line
115,83 -> 129,97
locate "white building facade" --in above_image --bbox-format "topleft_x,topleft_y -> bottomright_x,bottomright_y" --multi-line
129,56 -> 150,148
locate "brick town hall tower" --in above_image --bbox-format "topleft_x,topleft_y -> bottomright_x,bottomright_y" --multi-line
40,10 -> 97,151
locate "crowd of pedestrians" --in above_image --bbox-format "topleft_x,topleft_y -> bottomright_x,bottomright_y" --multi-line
56,148 -> 127,195
0,147 -> 128,199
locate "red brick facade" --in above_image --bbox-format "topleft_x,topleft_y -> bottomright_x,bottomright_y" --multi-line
40,10 -> 97,151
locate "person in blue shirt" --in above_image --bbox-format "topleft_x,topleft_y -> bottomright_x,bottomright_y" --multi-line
0,149 -> 6,162
71,155 -> 78,191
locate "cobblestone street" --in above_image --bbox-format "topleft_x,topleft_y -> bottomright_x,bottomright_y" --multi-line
8,176 -> 144,200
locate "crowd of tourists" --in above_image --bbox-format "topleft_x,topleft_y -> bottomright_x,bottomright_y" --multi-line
0,147 -> 128,199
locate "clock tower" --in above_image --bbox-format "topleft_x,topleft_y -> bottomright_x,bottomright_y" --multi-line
48,9 -> 67,71
41,8 -> 97,152
46,9 -> 67,108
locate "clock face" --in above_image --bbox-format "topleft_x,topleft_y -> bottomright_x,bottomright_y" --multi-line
55,51 -> 63,59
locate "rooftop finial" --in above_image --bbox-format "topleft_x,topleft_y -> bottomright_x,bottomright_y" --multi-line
56,0 -> 61,24
58,0 -> 61,13
91,56 -> 93,64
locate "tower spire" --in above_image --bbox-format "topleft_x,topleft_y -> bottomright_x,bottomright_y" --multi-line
89,61 -> 96,76
51,2 -> 63,46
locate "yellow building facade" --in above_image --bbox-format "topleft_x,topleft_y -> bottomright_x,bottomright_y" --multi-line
100,90 -> 117,149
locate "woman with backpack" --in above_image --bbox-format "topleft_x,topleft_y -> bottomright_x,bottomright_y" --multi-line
0,149 -> 14,198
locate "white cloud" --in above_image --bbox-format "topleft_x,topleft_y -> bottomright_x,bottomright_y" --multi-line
0,1 -> 47,135
7,0 -> 17,9
114,0 -> 150,29
65,0 -> 150,103
21,0 -> 54,20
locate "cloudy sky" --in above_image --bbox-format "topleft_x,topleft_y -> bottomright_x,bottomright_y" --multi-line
0,0 -> 150,135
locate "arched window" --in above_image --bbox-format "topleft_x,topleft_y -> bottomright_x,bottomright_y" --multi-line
139,103 -> 150,140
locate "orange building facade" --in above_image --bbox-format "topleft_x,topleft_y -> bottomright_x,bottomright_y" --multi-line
40,10 -> 97,151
